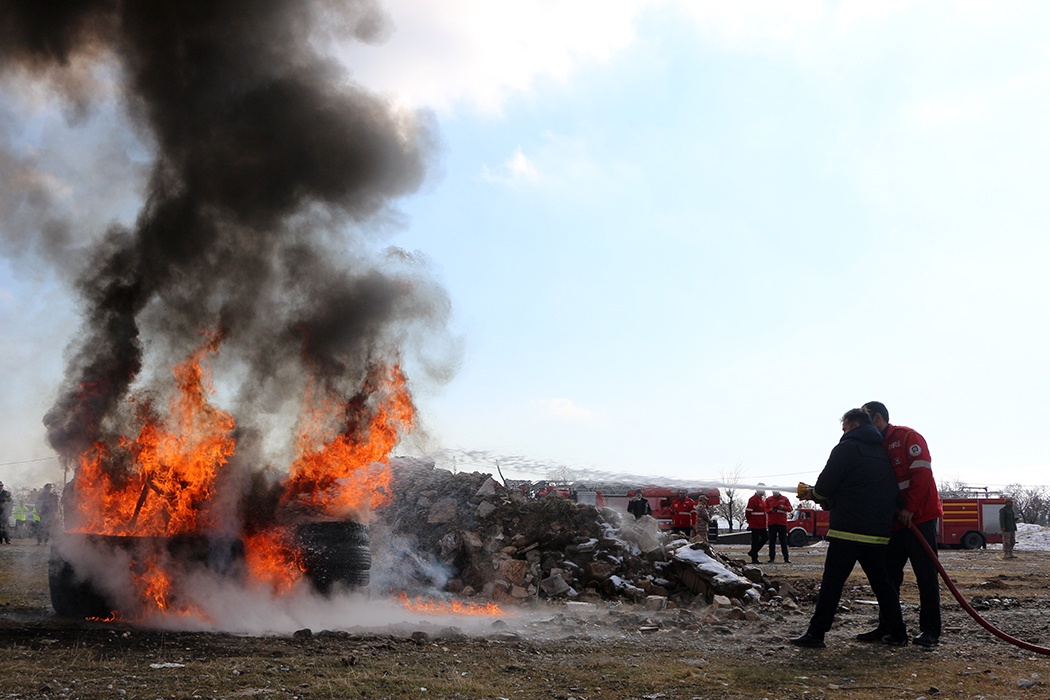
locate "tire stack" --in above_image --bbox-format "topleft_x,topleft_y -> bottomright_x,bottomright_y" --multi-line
294,521 -> 371,594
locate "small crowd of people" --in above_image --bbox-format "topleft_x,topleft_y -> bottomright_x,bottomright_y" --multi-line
0,481 -> 60,545
744,485 -> 794,564
626,487 -> 715,546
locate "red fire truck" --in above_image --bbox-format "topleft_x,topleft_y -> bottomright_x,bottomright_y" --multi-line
786,507 -> 829,547
786,495 -> 1007,550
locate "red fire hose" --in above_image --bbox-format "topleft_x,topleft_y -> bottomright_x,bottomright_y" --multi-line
909,521 -> 1050,655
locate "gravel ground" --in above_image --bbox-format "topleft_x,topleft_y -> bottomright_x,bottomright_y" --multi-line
2,537 -> 1050,699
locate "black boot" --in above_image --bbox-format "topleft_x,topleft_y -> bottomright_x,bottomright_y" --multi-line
856,628 -> 886,642
789,631 -> 826,648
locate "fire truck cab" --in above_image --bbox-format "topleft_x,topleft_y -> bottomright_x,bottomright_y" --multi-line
787,507 -> 829,547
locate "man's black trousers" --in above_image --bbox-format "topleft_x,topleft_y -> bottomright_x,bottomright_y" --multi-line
887,519 -> 942,637
807,537 -> 905,637
747,528 -> 768,560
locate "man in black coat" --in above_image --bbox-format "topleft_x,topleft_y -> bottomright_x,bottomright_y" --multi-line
789,408 -> 906,648
627,488 -> 652,519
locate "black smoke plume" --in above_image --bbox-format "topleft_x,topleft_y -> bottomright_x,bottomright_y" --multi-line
0,1 -> 451,489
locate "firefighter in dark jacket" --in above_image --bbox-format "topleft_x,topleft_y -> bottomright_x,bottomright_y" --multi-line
627,488 -> 652,519
790,408 -> 906,648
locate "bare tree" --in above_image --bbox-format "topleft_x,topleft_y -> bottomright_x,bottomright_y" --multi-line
1006,483 -> 1048,525
714,464 -> 746,531
938,477 -> 974,499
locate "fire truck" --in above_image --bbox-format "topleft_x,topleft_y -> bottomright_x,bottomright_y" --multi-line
786,507 -> 829,547
786,495 -> 1007,549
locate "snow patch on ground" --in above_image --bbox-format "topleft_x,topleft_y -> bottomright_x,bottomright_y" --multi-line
997,522 -> 1049,551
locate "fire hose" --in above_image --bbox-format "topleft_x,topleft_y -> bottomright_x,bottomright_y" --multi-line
907,520 -> 1050,655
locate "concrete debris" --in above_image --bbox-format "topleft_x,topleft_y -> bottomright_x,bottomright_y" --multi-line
372,459 -> 798,617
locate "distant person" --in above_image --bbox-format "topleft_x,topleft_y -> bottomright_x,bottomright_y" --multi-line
0,481 -> 11,544
745,484 -> 768,564
35,483 -> 59,545
694,492 -> 712,547
627,488 -> 653,519
790,408 -> 905,649
999,495 -> 1018,560
862,401 -> 943,648
765,489 -> 792,563
669,490 -> 697,537
12,502 -> 28,535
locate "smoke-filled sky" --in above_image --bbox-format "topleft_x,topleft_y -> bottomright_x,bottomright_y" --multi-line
2,1 -> 1049,493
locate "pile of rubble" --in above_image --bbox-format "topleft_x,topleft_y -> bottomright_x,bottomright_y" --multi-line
369,460 -> 802,616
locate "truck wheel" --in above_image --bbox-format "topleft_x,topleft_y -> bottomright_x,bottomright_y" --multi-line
787,528 -> 809,548
960,531 -> 985,550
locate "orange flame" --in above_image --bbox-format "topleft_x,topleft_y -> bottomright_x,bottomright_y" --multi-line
281,363 -> 413,519
70,333 -> 234,537
243,528 -> 303,593
65,332 -> 416,621
396,592 -> 505,617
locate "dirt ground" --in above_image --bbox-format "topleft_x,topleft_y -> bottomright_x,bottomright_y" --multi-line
2,537 -> 1049,700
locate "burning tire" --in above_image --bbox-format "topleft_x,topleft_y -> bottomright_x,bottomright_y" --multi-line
49,552 -> 114,619
294,521 -> 371,594
48,533 -> 246,619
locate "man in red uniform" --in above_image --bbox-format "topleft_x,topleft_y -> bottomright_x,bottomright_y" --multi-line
862,401 -> 943,647
745,484 -> 768,564
669,491 -> 697,537
765,489 -> 792,563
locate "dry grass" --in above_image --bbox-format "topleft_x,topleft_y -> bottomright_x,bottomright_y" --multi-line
3,541 -> 1049,699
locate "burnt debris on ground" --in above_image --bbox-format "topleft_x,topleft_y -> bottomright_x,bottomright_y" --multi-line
370,459 -> 802,621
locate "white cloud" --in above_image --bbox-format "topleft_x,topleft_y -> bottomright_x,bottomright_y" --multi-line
480,147 -> 538,185
337,0 -> 654,114
536,398 -> 595,423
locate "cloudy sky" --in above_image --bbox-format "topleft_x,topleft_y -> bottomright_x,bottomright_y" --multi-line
2,0 -> 1049,493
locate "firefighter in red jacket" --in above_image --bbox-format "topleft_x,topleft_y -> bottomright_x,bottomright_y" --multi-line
765,489 -> 792,563
862,401 -> 943,648
669,491 -> 697,537
745,484 -> 768,564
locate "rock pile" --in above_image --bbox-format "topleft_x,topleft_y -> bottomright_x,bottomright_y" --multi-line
369,460 -> 798,615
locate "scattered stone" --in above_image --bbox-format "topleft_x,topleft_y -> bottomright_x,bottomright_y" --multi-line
645,595 -> 667,611
540,575 -> 572,597
476,478 -> 501,497
427,497 -> 459,524
375,459 -> 779,615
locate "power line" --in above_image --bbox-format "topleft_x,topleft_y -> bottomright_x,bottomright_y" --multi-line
0,456 -> 58,467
